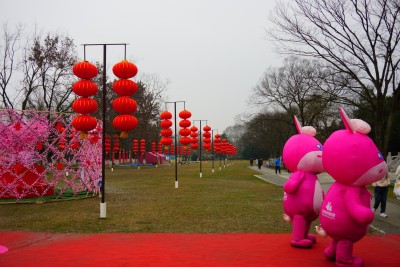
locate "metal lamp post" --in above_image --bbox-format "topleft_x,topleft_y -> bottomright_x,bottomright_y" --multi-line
82,43 -> 129,219
165,101 -> 186,188
193,119 -> 207,178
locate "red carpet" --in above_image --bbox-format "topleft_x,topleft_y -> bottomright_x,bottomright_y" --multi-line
0,232 -> 398,266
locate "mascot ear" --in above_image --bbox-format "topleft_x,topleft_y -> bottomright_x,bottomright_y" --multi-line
294,115 -> 302,134
340,107 -> 354,132
340,107 -> 371,134
294,115 -> 317,136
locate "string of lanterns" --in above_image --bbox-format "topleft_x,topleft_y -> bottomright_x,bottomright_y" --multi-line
71,61 -> 99,138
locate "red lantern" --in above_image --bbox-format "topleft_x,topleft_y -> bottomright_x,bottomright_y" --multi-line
112,79 -> 138,96
191,143 -> 199,150
112,60 -> 138,79
72,115 -> 97,137
112,115 -> 138,138
160,119 -> 173,129
179,128 -> 191,137
73,61 -> 98,80
203,125 -> 211,132
179,119 -> 191,128
161,137 -> 172,147
112,97 -> 137,114
72,80 -> 98,96
72,97 -> 98,114
161,128 -> 173,137
160,111 -> 172,120
203,131 -> 211,138
179,110 -> 192,119
179,136 -> 192,147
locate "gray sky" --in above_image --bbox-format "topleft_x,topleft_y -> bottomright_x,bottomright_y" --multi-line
0,0 -> 282,132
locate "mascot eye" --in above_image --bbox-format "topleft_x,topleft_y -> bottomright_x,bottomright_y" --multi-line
316,144 -> 323,150
377,152 -> 383,160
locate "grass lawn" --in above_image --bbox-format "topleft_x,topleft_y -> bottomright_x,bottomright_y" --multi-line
0,160 -> 292,234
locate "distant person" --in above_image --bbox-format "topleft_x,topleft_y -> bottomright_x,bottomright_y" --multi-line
275,156 -> 281,174
250,158 -> 254,166
372,172 -> 390,218
258,158 -> 263,169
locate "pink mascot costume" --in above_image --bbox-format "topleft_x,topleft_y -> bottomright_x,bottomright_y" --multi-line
282,116 -> 324,248
317,108 -> 388,267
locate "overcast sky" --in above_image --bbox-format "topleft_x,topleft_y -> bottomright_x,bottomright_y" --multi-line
0,0 -> 282,132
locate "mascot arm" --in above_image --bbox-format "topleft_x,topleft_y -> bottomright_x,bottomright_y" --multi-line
344,188 -> 374,225
283,172 -> 304,194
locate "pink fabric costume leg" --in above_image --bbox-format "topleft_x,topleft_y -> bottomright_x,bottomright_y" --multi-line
290,215 -> 313,248
336,240 -> 363,267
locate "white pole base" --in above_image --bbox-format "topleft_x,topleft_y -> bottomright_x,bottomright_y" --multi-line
111,168 -> 114,172
200,172 -> 202,178
100,202 -> 107,219
212,169 -> 214,173
138,166 -> 140,169
175,181 -> 179,188
219,167 -> 221,171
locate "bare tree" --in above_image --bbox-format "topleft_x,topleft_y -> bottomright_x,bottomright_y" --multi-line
20,31 -> 77,112
0,23 -> 22,109
268,0 -> 400,155
252,56 -> 340,126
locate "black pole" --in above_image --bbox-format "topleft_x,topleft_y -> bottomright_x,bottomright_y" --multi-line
174,102 -> 178,188
199,120 -> 202,177
101,44 -> 106,205
211,130 -> 215,173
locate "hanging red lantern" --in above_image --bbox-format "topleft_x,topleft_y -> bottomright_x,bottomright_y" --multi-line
72,80 -> 98,96
179,110 -> 192,120
191,143 -> 199,150
112,115 -> 138,138
72,97 -> 98,114
160,119 -> 173,129
160,111 -> 172,120
113,135 -> 120,152
72,61 -> 98,80
112,60 -> 138,79
161,128 -> 173,137
161,137 -> 173,147
112,97 -> 137,114
179,136 -> 192,147
112,79 -> 138,96
179,119 -> 191,128
151,142 -> 156,153
203,131 -> 211,138
72,115 -> 98,138
179,128 -> 191,137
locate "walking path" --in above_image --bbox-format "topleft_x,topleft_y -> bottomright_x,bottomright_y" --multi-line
249,165 -> 400,234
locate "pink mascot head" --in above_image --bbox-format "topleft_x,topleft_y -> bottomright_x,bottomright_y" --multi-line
323,108 -> 387,185
283,116 -> 323,174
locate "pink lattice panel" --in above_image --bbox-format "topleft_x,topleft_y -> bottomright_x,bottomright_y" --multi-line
0,109 -> 101,200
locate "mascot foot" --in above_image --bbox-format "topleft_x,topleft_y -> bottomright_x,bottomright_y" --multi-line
290,239 -> 313,248
307,234 -> 316,244
324,247 -> 336,261
351,256 -> 364,267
